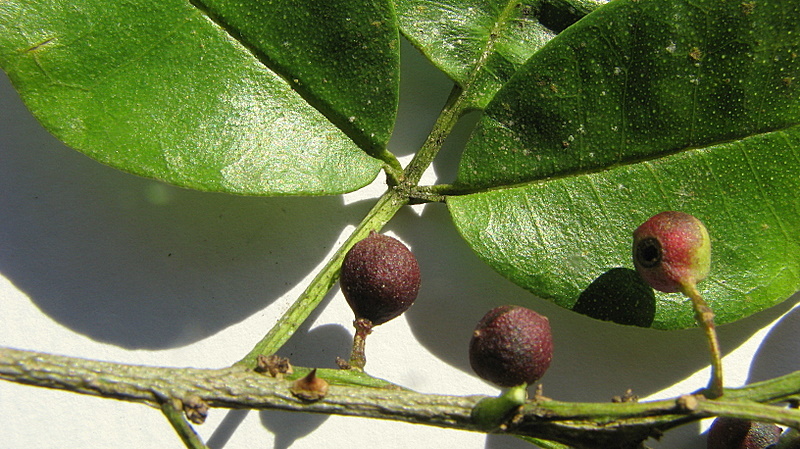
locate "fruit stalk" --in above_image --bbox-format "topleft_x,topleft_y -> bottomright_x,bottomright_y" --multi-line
348,318 -> 374,370
682,283 -> 724,399
632,211 -> 721,397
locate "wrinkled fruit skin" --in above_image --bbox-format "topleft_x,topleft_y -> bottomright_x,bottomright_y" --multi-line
340,231 -> 420,326
707,417 -> 781,449
469,305 -> 553,388
633,211 -> 711,293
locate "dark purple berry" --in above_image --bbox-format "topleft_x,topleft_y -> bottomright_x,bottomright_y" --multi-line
707,417 -> 781,449
340,231 -> 420,326
469,305 -> 553,388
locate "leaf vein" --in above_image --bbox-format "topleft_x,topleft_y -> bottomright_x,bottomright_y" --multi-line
738,141 -> 793,247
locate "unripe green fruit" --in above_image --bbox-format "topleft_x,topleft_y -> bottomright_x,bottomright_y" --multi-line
469,305 -> 553,388
707,417 -> 781,449
340,231 -> 420,326
632,211 -> 711,294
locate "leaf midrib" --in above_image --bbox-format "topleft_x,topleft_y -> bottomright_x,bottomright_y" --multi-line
448,122 -> 800,197
187,0 -> 388,156
460,0 -> 520,91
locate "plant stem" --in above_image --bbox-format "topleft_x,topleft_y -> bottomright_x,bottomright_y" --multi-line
160,398 -> 210,449
237,188 -> 408,367
4,346 -> 800,449
682,283 -> 724,399
401,85 -> 467,186
377,147 -> 405,185
237,84 -> 472,368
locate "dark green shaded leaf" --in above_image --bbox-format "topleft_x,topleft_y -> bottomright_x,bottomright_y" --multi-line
196,0 -> 400,154
0,0 -> 398,195
449,0 -> 800,329
394,0 -> 603,109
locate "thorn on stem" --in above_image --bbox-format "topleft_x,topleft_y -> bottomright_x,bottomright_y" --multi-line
290,369 -> 329,402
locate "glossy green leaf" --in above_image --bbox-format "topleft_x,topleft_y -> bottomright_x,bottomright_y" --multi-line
448,0 -> 800,329
0,0 -> 399,195
394,0 -> 604,109
195,0 -> 400,154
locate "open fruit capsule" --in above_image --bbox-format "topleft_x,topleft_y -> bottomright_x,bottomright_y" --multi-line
632,211 -> 711,294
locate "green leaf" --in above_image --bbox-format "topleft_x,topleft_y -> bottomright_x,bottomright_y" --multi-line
0,0 -> 398,195
394,0 -> 604,109
195,0 -> 400,154
448,0 -> 800,329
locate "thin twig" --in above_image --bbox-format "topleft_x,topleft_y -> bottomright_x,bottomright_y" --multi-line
4,346 -> 800,449
160,397 -> 210,449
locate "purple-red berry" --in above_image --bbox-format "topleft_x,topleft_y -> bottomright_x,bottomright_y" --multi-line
340,231 -> 420,326
707,417 -> 781,449
469,305 -> 553,388
633,211 -> 711,294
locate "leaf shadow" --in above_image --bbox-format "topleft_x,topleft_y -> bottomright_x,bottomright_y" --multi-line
0,74 -> 374,350
572,267 -> 656,328
259,409 -> 329,449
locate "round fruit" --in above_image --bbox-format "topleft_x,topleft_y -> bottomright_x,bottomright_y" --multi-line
632,211 -> 711,294
469,305 -> 553,388
340,231 -> 420,326
707,417 -> 781,449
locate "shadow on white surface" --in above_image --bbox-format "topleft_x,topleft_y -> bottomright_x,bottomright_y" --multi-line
207,409 -> 249,449
3,32 -> 800,449
0,71 -> 384,350
749,302 -> 800,383
260,409 -> 329,449
485,434 -> 541,449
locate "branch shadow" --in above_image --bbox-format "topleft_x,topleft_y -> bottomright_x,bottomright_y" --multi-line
258,314 -> 353,449
206,409 -> 249,449
747,295 -> 800,384
0,73 -> 373,350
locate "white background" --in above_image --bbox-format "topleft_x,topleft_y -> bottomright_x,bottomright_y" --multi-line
2,39 -> 799,448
